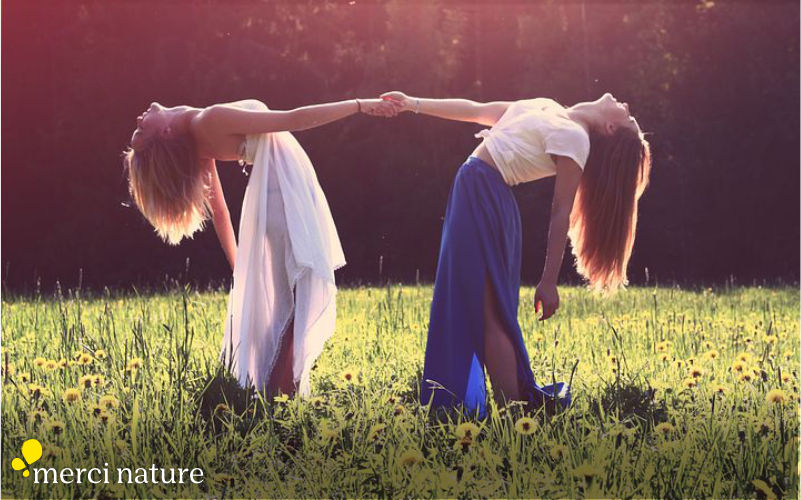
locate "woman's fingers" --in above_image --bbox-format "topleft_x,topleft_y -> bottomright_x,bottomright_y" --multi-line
363,99 -> 401,117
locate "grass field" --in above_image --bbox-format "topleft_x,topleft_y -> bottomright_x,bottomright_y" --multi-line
1,284 -> 799,498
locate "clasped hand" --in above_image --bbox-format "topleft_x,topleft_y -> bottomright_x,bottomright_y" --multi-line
358,91 -> 413,117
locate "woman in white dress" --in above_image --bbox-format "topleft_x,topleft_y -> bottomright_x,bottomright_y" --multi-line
123,97 -> 398,398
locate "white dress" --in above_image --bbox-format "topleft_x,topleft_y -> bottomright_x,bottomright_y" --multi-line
219,100 -> 346,396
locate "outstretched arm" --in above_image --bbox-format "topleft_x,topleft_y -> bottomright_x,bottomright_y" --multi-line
534,155 -> 583,321
379,91 -> 512,126
205,159 -> 237,272
195,98 -> 399,136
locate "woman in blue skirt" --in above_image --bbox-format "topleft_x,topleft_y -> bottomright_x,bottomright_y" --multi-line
379,91 -> 652,419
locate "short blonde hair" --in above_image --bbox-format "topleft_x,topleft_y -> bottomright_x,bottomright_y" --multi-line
122,133 -> 211,245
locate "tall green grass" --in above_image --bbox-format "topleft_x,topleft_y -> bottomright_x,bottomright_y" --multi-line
2,283 -> 798,498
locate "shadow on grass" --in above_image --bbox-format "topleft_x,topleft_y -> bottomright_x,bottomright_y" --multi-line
194,365 -> 272,433
591,375 -> 668,427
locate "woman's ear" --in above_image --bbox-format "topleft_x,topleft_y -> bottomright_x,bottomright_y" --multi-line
604,121 -> 616,136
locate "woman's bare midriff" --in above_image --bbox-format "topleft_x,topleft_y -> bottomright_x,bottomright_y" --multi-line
471,142 -> 499,171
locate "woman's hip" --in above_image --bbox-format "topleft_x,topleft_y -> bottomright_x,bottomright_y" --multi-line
447,156 -> 521,232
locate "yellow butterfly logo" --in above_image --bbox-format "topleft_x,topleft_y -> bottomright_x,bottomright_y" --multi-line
11,439 -> 42,477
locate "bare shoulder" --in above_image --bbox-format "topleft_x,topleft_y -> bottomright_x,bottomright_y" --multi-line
192,100 -> 266,137
220,99 -> 270,110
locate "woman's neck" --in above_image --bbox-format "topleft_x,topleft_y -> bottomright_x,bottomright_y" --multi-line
565,103 -> 600,136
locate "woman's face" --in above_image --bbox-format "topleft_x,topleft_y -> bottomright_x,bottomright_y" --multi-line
130,102 -> 171,150
596,92 -> 639,135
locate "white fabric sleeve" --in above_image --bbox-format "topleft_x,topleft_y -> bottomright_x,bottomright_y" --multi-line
544,127 -> 590,169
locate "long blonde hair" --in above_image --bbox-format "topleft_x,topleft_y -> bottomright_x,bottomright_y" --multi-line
567,125 -> 652,294
122,133 -> 211,245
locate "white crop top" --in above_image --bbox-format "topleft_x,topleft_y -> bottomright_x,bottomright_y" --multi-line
475,98 -> 591,186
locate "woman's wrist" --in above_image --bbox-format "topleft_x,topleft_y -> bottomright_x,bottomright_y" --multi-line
537,276 -> 558,287
407,96 -> 421,114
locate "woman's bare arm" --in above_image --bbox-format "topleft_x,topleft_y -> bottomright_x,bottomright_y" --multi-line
379,91 -> 512,126
534,155 -> 583,320
205,159 -> 237,271
194,98 -> 399,136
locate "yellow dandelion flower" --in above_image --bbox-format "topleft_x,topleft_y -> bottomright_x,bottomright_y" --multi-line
532,333 -> 544,342
781,373 -> 792,383
126,357 -> 143,371
89,404 -> 104,417
655,422 -> 675,435
738,372 -> 754,383
732,361 -> 745,372
57,358 -> 68,368
682,378 -> 697,389
783,351 -> 793,361
68,360 -> 77,367
45,419 -> 65,434
711,384 -> 727,395
78,375 -> 94,389
95,349 -> 108,360
550,443 -> 568,460
766,389 -> 787,404
659,353 -> 670,362
656,341 -> 670,353
1,362 -> 16,376
455,422 -> 481,440
34,357 -> 47,367
393,405 -> 405,416
98,410 -> 113,424
744,337 -> 753,344
77,353 -> 93,365
368,423 -> 387,442
674,360 -> 685,369
28,408 -> 48,424
751,479 -> 775,499
737,352 -> 752,363
754,419 -> 772,434
689,367 -> 704,378
62,387 -> 82,403
45,360 -> 58,370
703,349 -> 719,361
19,372 -> 31,383
99,395 -> 119,409
454,435 -> 473,452
399,449 -> 424,466
43,445 -> 64,459
92,374 -> 105,387
702,340 -> 714,350
686,357 -> 696,365
341,368 -> 359,383
514,417 -> 537,435
573,463 -> 603,482
764,335 -> 778,345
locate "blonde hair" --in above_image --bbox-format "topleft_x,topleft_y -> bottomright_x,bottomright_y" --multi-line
122,133 -> 211,245
567,125 -> 652,295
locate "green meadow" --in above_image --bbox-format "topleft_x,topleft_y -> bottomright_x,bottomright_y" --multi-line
1,284 -> 799,498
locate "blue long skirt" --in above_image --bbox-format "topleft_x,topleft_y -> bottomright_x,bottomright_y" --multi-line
420,156 -> 571,420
